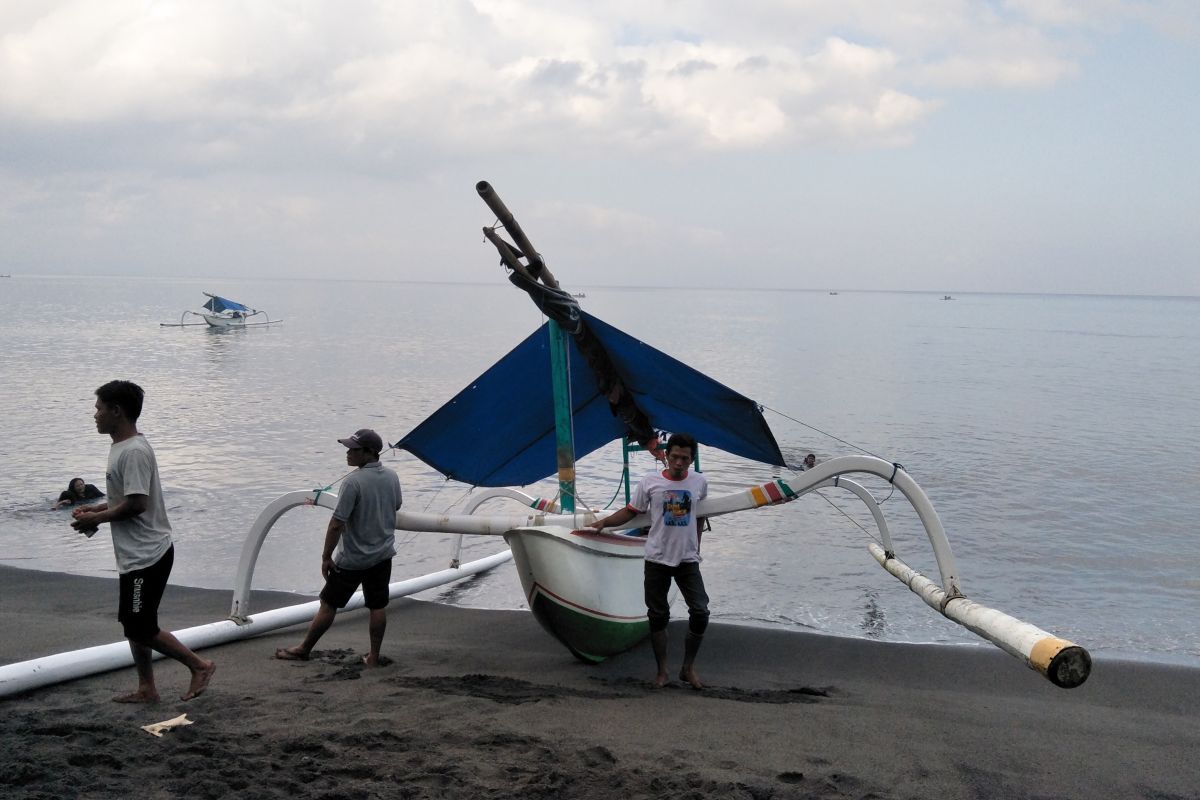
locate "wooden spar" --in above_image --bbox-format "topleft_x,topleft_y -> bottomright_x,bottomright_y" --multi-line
477,180 -> 559,288
476,180 -> 577,511
868,543 -> 1092,688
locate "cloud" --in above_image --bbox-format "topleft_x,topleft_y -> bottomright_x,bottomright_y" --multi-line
1,2 -> 1191,294
0,0 -> 1113,167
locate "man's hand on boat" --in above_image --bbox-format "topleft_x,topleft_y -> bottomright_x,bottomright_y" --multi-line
588,507 -> 637,532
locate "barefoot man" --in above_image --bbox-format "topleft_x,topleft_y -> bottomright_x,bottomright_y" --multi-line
275,429 -> 403,667
72,380 -> 216,703
590,432 -> 710,689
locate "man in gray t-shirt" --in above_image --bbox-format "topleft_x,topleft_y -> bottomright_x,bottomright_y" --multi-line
72,380 -> 216,703
275,428 -> 403,667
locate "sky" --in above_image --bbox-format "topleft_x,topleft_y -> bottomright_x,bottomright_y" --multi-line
1,1 -> 1197,295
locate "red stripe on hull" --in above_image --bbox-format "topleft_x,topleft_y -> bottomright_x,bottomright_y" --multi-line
529,582 -> 646,622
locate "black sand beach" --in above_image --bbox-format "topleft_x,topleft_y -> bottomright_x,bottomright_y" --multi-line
2,564 -> 1198,799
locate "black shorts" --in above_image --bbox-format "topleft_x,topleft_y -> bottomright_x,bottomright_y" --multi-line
118,545 -> 174,641
319,558 -> 392,610
644,560 -> 710,633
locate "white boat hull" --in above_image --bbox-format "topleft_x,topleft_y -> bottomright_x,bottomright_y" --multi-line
203,313 -> 245,328
503,525 -> 649,663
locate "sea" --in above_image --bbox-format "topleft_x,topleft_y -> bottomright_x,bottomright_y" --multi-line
2,274 -> 1198,667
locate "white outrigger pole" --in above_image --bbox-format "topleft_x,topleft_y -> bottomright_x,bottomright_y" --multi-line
0,549 -> 510,699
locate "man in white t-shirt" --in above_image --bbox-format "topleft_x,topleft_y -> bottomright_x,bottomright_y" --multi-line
589,432 -> 710,689
72,380 -> 216,703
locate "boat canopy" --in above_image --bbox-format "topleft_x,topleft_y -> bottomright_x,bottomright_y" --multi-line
202,293 -> 252,314
396,311 -> 785,487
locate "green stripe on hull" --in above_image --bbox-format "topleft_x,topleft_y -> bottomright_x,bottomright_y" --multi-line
529,590 -> 649,664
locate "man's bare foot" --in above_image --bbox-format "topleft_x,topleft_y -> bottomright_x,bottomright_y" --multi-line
274,646 -> 310,661
652,671 -> 671,689
679,666 -> 704,690
182,660 -> 216,700
362,654 -> 392,668
112,689 -> 159,703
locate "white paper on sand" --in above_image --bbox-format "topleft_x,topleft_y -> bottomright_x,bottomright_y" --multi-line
141,713 -> 194,737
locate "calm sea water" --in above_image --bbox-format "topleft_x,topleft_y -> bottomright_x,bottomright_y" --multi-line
2,275 -> 1198,666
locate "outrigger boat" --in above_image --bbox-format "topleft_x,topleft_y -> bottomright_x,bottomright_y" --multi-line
161,292 -> 282,328
0,183 -> 1090,698
231,182 -> 1091,688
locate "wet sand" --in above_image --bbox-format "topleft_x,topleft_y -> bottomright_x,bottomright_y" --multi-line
2,564 -> 1198,799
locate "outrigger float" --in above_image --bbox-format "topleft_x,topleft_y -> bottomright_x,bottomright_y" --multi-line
0,183 -> 1089,698
160,292 -> 282,328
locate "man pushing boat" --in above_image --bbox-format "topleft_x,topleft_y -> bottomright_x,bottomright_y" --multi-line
589,432 -> 710,689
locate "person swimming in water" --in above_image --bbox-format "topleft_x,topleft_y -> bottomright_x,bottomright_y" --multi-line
54,477 -> 104,509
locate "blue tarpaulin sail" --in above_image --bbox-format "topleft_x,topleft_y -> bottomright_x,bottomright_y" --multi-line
202,293 -> 252,314
396,310 -> 784,487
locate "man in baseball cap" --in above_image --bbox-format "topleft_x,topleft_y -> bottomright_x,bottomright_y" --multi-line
275,427 -> 402,666
337,428 -> 384,455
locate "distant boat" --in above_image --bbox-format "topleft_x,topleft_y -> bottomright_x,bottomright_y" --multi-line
829,291 -> 838,295
942,295 -> 954,300
572,292 -> 586,298
161,292 -> 282,328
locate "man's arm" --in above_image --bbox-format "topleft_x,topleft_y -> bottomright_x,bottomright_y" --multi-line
588,505 -> 638,532
71,497 -> 143,532
321,517 -> 347,579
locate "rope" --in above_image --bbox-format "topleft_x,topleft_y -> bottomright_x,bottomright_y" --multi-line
812,489 -> 886,550
761,404 -> 889,462
601,473 -> 626,510
311,466 -> 359,500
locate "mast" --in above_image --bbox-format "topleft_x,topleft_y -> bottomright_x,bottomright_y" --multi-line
477,181 -> 576,512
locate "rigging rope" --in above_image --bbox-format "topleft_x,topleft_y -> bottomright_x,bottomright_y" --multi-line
812,488 -> 885,550
765,404 -> 906,505
761,404 -> 889,462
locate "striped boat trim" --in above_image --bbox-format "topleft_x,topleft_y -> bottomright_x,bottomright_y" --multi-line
528,586 -> 650,663
528,581 -> 646,622
750,479 -> 798,507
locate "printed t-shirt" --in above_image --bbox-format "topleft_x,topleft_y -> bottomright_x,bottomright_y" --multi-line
629,469 -> 708,567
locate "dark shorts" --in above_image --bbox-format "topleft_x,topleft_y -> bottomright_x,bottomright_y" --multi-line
319,558 -> 393,610
118,545 -> 174,641
644,560 -> 710,633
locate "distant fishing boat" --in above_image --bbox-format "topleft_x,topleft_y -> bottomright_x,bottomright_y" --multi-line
161,292 -> 282,328
942,295 -> 954,300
